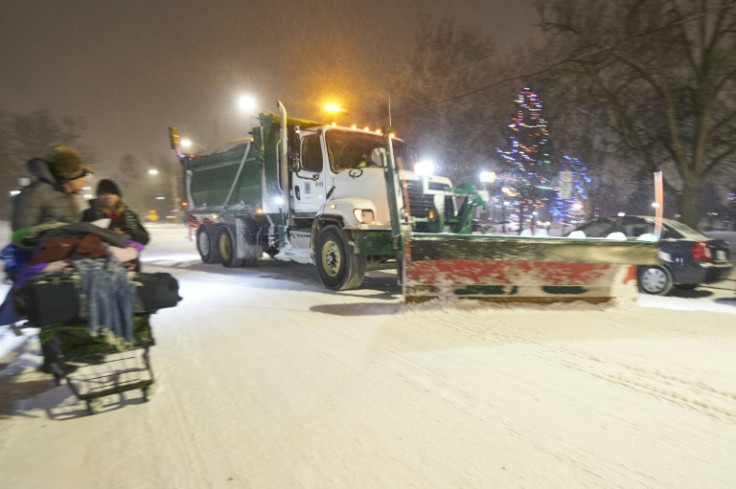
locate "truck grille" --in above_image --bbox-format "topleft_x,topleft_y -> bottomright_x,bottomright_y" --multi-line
403,179 -> 437,218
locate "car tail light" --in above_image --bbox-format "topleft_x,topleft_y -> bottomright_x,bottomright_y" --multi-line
691,242 -> 711,262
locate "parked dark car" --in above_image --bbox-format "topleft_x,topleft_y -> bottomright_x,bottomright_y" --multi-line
566,215 -> 733,295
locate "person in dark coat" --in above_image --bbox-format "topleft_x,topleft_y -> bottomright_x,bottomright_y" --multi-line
6,145 -> 93,373
11,145 -> 93,238
82,179 -> 150,247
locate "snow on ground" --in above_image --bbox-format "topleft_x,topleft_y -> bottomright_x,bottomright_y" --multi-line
1,222 -> 736,489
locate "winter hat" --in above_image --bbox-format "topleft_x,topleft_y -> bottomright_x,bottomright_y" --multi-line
96,179 -> 122,197
46,145 -> 93,181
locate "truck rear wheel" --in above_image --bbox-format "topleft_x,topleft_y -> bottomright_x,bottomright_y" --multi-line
316,225 -> 366,290
196,225 -> 222,264
218,227 -> 244,268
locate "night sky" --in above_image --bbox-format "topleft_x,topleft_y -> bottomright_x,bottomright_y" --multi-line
0,0 -> 537,172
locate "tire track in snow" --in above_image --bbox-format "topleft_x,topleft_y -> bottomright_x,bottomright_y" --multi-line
532,345 -> 736,424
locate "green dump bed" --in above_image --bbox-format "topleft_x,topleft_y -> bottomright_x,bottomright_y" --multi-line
181,141 -> 263,211
179,113 -> 323,215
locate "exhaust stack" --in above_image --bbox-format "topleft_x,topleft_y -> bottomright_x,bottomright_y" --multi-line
277,100 -> 290,215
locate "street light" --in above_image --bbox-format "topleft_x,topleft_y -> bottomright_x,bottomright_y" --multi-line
180,137 -> 209,154
147,167 -> 182,222
237,94 -> 258,114
479,171 -> 496,184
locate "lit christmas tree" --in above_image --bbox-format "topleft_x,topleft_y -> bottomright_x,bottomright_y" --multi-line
496,88 -> 557,229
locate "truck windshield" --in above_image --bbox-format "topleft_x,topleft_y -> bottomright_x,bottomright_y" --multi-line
325,130 -> 413,172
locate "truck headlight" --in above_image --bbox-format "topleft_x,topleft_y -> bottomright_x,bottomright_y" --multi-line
353,209 -> 375,224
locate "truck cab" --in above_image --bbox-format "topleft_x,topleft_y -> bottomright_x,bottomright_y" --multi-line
283,123 -> 456,289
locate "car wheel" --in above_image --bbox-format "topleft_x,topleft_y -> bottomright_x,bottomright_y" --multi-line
196,225 -> 222,264
316,225 -> 366,290
218,227 -> 244,268
638,265 -> 674,295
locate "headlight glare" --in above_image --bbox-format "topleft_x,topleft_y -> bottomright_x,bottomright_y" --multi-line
353,209 -> 375,224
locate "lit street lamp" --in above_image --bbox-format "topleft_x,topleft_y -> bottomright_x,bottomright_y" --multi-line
237,94 -> 258,114
180,137 -> 209,154
148,166 -> 181,222
479,171 -> 496,184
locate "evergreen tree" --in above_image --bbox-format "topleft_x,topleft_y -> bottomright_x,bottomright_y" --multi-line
496,88 -> 557,229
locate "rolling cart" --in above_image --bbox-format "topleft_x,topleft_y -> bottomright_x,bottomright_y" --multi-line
14,266 -> 181,415
40,314 -> 156,414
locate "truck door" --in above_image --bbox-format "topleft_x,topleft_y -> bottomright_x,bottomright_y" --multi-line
292,132 -> 329,214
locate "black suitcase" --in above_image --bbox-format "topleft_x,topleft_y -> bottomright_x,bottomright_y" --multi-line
17,270 -> 181,326
16,270 -> 82,327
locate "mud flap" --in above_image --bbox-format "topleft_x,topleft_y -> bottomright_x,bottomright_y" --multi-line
402,233 -> 660,303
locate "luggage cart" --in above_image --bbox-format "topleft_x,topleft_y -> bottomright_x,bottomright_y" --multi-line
40,314 -> 156,414
13,264 -> 180,415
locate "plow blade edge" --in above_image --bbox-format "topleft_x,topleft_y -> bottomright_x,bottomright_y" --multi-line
403,234 -> 660,303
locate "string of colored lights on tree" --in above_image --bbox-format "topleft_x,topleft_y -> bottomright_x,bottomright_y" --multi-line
494,87 -> 592,224
496,88 -> 556,221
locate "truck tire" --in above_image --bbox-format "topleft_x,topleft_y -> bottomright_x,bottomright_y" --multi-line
316,225 -> 366,290
241,219 -> 263,267
196,225 -> 222,264
218,227 -> 244,268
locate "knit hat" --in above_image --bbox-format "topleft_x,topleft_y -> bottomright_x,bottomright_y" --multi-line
96,179 -> 122,197
46,145 -> 93,181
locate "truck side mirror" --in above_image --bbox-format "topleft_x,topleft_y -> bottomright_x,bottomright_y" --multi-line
289,127 -> 301,171
289,149 -> 301,171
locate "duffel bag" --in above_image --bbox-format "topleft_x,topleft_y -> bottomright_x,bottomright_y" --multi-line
130,272 -> 182,312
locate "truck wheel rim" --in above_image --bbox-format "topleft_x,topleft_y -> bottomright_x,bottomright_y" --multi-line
321,241 -> 341,277
641,268 -> 666,293
220,235 -> 232,259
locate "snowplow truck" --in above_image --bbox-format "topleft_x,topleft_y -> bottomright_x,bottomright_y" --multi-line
172,101 -> 661,301
171,101 -> 463,290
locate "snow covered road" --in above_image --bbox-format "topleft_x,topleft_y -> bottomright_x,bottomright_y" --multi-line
1,223 -> 736,488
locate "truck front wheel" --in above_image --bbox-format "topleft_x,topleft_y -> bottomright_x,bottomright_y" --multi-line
196,225 -> 222,264
316,225 -> 366,290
